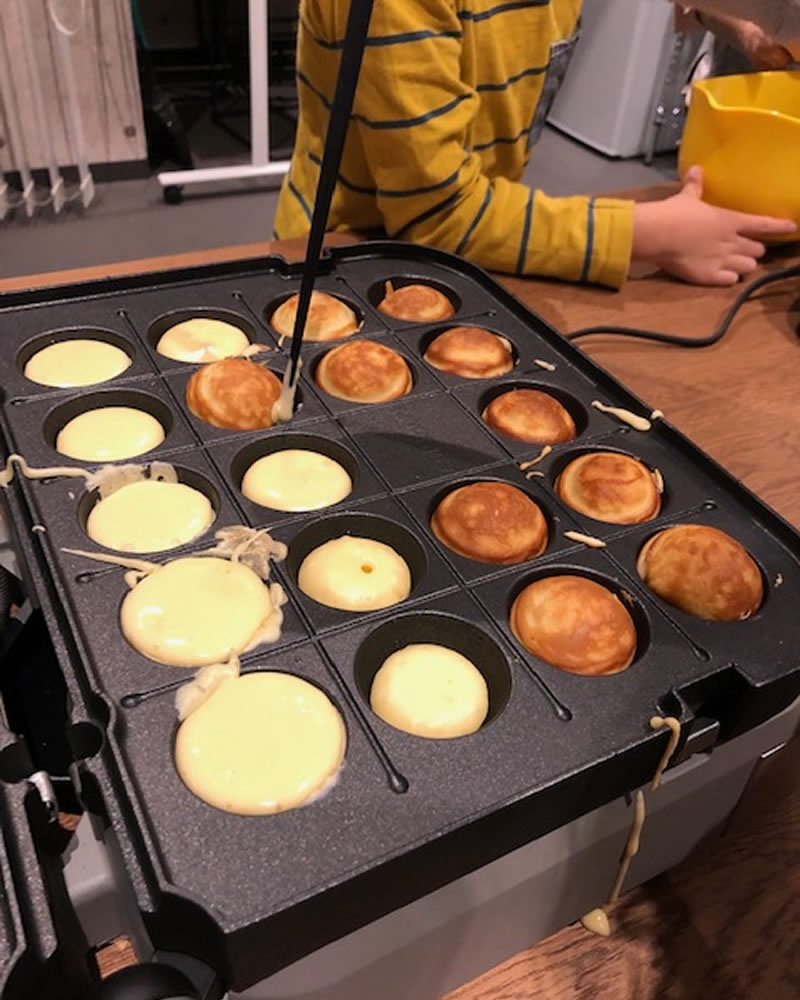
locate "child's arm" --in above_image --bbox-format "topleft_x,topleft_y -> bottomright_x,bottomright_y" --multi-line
633,167 -> 795,285
318,0 -> 794,286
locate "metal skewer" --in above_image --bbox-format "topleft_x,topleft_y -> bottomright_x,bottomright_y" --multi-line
287,0 -> 375,386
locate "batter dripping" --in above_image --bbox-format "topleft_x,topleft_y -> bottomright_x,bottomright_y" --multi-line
580,715 -> 681,936
563,530 -> 607,549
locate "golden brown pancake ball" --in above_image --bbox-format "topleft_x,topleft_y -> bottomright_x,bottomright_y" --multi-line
636,523 -> 763,621
315,340 -> 412,403
556,452 -> 661,525
510,575 -> 637,675
483,388 -> 576,444
270,291 -> 361,342
431,481 -> 548,564
424,326 -> 514,379
186,358 -> 282,430
378,281 -> 455,322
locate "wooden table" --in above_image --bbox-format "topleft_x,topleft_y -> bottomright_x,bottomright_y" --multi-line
2,239 -> 798,999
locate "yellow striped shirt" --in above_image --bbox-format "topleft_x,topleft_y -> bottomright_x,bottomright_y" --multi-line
275,0 -> 635,288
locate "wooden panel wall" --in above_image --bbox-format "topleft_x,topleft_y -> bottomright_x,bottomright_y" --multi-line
0,0 -> 146,172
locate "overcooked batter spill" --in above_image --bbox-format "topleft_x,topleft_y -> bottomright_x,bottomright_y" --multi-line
591,400 -> 652,432
563,530 -> 606,549
519,444 -> 552,470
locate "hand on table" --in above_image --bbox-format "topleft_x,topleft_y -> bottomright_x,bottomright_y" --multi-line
632,166 -> 797,285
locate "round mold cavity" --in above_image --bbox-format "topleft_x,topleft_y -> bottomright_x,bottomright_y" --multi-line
263,290 -> 365,342
146,307 -> 258,357
507,566 -> 652,672
426,476 -> 554,565
354,611 -> 511,733
418,324 -> 519,377
76,464 -> 220,552
634,524 -> 769,622
286,512 -> 427,597
366,275 -> 462,318
231,432 -> 360,501
43,389 -> 174,453
478,381 -> 588,439
310,341 -> 417,401
549,445 -> 665,522
17,327 -> 136,384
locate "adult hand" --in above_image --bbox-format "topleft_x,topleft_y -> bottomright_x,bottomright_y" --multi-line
728,17 -> 796,68
684,7 -> 795,68
632,166 -> 797,285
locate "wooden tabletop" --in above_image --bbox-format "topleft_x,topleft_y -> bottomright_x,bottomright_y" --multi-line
3,237 -> 799,999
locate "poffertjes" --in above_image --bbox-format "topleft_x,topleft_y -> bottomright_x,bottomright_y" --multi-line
483,388 -> 576,444
315,340 -> 412,403
556,452 -> 661,524
377,281 -> 454,322
186,358 -> 282,429
270,291 -> 361,342
637,523 -> 762,621
510,575 -> 637,675
424,326 -> 514,379
431,481 -> 548,564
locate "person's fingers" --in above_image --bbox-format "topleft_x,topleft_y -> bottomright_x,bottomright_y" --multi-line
682,264 -> 739,287
735,213 -> 798,236
753,45 -> 793,69
735,237 -> 766,259
681,165 -> 704,200
726,255 -> 759,276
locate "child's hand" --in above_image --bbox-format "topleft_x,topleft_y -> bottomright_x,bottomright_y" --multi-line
632,167 -> 797,285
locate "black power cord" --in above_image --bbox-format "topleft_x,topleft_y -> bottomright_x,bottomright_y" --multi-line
566,263 -> 800,346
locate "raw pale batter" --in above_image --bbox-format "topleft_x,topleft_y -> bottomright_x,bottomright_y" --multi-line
271,359 -> 302,425
175,671 -> 346,815
24,339 -> 131,387
121,556 -> 276,666
371,643 -> 489,739
87,479 -> 214,553
156,318 -> 250,363
57,407 -> 165,462
298,536 -> 411,611
242,449 -> 352,511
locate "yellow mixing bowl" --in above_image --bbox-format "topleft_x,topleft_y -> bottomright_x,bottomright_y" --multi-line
679,71 -> 800,237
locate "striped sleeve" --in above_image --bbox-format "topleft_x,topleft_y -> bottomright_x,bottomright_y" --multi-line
325,0 -> 635,287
